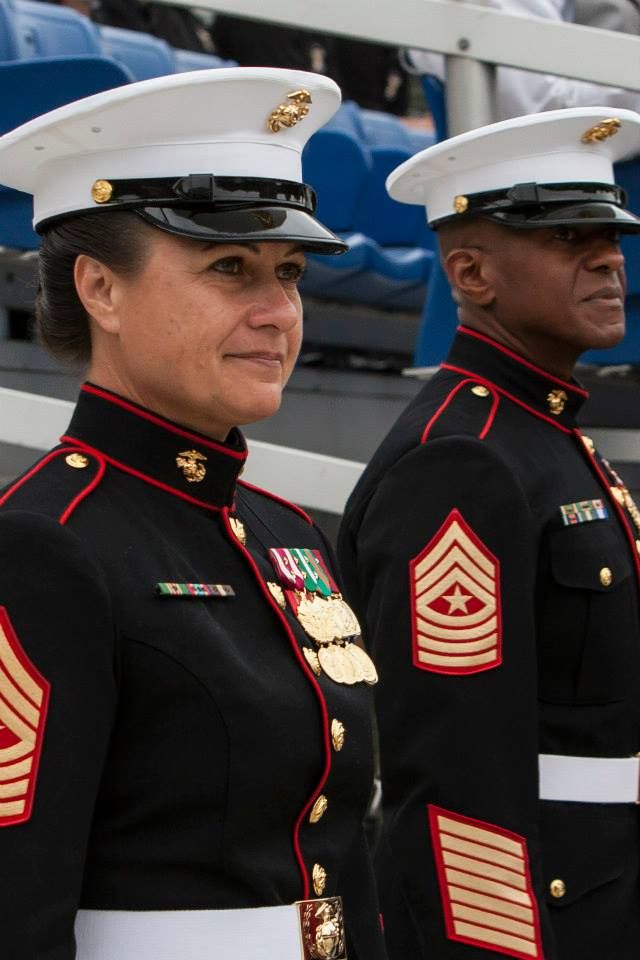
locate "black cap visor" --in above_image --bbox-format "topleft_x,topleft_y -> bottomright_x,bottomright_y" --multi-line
485,201 -> 640,233
134,204 -> 348,254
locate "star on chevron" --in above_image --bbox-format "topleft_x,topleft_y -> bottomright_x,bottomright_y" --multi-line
442,584 -> 472,613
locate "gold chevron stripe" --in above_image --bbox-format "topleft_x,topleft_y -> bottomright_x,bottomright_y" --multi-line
449,886 -> 534,923
415,549 -> 495,597
416,614 -> 497,641
451,903 -> 535,940
0,757 -> 32,782
415,521 -> 494,579
453,920 -> 538,957
445,870 -> 532,906
0,664 -> 40,727
438,815 -> 523,856
0,799 -> 25,817
0,740 -> 34,763
0,778 -> 28,799
418,649 -> 498,669
0,698 -> 36,746
443,851 -> 527,889
441,833 -> 526,873
418,633 -> 497,654
0,625 -> 43,706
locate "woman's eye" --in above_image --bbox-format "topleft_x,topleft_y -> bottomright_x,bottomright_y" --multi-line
277,261 -> 306,283
210,257 -> 242,274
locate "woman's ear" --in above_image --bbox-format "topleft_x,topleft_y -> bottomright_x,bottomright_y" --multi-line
443,246 -> 496,307
73,255 -> 122,334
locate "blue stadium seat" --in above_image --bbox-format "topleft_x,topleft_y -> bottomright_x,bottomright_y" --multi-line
14,0 -> 101,58
422,74 -> 448,141
173,48 -> 237,72
0,56 -> 133,250
303,128 -> 372,232
0,0 -> 20,60
98,24 -> 175,81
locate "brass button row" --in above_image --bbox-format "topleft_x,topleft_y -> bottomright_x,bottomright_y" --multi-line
307,720 -> 347,894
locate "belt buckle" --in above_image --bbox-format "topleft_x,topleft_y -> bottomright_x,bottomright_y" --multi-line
295,895 -> 347,960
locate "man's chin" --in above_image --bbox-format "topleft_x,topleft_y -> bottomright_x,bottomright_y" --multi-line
581,314 -> 626,352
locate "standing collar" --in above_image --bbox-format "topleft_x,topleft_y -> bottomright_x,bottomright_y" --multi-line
62,383 -> 248,511
442,326 -> 589,431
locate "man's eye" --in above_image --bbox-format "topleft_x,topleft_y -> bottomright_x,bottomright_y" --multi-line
210,257 -> 241,274
554,227 -> 577,242
277,262 -> 306,282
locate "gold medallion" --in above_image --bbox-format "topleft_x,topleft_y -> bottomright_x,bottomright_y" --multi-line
345,643 -> 379,686
453,195 -> 469,214
299,897 -> 346,960
303,647 -> 322,676
268,89 -> 312,133
318,644 -> 359,685
176,449 -> 207,483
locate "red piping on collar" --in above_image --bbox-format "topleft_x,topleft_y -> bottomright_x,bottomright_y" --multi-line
59,454 -> 106,525
60,437 -> 224,513
81,384 -> 247,461
421,378 -> 500,444
575,428 -> 640,583
221,506 -> 331,900
238,479 -> 312,525
441,365 -> 573,434
457,326 -> 589,398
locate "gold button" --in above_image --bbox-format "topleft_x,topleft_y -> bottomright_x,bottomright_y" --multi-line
91,178 -> 113,203
471,385 -> 490,398
312,863 -> 327,896
331,719 -> 345,752
611,486 -> 625,506
599,567 -> 613,587
309,794 -> 328,824
267,581 -> 286,610
581,434 -> 595,455
636,540 -> 640,556
453,194 -> 469,213
65,453 -> 89,469
229,517 -> 246,546
549,878 -> 566,899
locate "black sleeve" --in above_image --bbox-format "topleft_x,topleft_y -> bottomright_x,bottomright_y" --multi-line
340,437 -> 558,959
0,512 -> 117,960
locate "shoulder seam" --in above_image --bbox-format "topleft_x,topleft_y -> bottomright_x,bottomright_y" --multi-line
0,445 -> 106,525
421,378 -> 500,444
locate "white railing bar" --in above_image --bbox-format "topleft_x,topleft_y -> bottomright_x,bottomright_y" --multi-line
0,386 -> 365,514
156,0 -> 640,92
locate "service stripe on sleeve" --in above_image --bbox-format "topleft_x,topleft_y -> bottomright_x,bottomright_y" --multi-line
429,805 -> 543,960
0,608 -> 50,826
410,510 -> 502,675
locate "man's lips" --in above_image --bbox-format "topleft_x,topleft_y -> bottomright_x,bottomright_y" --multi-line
583,286 -> 624,303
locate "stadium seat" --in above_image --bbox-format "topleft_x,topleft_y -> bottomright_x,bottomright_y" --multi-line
0,56 -> 133,250
98,24 -> 175,81
303,127 -> 372,233
14,0 -> 101,58
0,0 -> 20,60
173,48 -> 237,73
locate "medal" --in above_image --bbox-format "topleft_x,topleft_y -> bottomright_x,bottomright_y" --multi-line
268,547 -> 378,686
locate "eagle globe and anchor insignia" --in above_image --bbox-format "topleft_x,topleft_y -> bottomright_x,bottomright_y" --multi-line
176,449 -> 207,483
410,509 -> 502,675
298,897 -> 347,960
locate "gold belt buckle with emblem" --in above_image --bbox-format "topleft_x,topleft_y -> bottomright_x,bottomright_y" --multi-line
296,896 -> 347,960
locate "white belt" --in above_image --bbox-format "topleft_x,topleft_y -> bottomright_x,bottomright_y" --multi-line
75,897 -> 346,960
539,753 -> 640,803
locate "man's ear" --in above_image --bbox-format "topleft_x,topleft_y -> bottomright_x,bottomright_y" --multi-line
443,247 -> 496,307
74,255 -> 122,334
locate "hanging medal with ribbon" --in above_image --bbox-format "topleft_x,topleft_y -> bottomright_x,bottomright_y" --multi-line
268,547 -> 378,686
602,458 -> 640,535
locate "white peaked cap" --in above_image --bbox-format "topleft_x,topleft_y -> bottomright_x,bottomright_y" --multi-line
387,107 -> 640,226
0,67 -> 341,231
